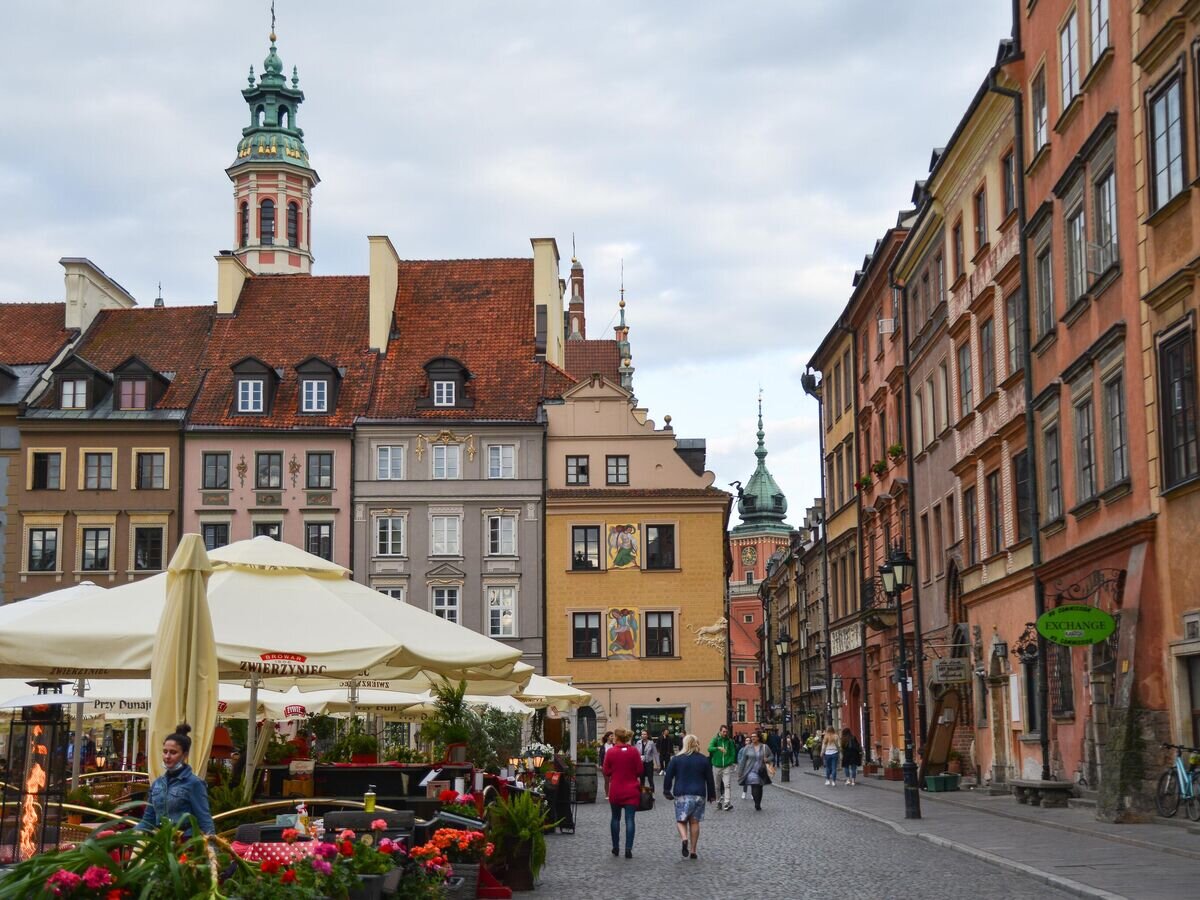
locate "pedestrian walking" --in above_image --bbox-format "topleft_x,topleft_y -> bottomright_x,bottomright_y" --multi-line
135,724 -> 215,835
735,730 -> 775,811
765,727 -> 781,760
663,734 -> 717,859
599,730 -> 615,800
805,732 -> 821,770
656,727 -> 675,775
820,726 -> 840,785
707,724 -> 737,810
602,728 -> 643,858
841,728 -> 863,785
790,732 -> 801,767
635,729 -> 660,790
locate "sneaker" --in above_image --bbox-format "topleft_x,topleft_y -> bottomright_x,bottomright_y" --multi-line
741,791 -> 746,799
824,779 -> 831,785
845,779 -> 852,785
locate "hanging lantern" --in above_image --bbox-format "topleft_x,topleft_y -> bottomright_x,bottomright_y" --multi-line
210,724 -> 236,760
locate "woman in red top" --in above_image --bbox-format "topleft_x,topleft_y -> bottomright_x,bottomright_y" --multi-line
601,728 -> 643,858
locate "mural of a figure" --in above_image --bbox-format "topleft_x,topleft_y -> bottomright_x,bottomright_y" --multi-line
608,607 -> 638,658
607,524 -> 639,569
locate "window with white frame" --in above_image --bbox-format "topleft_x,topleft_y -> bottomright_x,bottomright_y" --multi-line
1066,206 -> 1087,302
1089,0 -> 1109,63
377,586 -> 406,602
238,378 -> 264,413
301,379 -> 327,413
487,586 -> 516,637
1032,69 -> 1048,152
433,380 -> 455,406
1060,13 -> 1079,110
376,445 -> 404,480
1093,168 -> 1117,270
1103,373 -> 1128,485
1044,422 -> 1063,520
431,515 -> 461,556
432,444 -> 460,479
1150,73 -> 1185,210
1075,395 -> 1097,502
433,587 -> 460,623
487,515 -> 516,556
957,342 -> 973,417
1036,245 -> 1055,338
488,444 -> 515,479
1160,326 -> 1199,489
60,379 -> 87,409
376,516 -> 405,557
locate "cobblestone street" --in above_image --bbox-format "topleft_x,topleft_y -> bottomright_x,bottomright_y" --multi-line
536,785 -> 1077,899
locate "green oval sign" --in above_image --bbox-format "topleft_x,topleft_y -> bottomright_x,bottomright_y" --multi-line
1036,605 -> 1116,646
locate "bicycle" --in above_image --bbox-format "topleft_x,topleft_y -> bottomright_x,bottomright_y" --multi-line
1154,742 -> 1200,820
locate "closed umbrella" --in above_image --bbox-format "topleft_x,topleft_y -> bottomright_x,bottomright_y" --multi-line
148,534 -> 218,778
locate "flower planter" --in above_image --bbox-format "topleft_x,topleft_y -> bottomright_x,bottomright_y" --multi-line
348,873 -> 384,900
862,764 -> 879,776
350,752 -> 378,765
502,840 -> 535,892
445,862 -> 481,898
925,773 -> 960,792
574,761 -> 598,803
883,767 -> 904,782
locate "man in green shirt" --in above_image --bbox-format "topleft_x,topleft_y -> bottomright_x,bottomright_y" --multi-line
708,724 -> 738,810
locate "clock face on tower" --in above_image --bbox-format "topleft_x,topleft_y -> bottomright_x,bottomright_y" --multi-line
741,546 -> 757,567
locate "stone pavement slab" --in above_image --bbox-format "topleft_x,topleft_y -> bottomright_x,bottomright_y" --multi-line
775,769 -> 1199,899
536,783 -> 1078,899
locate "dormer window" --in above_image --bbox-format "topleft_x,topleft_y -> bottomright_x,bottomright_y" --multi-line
294,357 -> 342,416
60,379 -> 87,409
238,378 -> 264,413
418,358 -> 474,410
119,379 -> 148,410
302,379 -> 327,412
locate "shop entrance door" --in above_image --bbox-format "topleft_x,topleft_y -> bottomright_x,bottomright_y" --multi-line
630,707 -> 686,743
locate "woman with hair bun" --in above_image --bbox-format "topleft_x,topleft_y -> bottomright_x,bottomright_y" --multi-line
136,723 -> 215,835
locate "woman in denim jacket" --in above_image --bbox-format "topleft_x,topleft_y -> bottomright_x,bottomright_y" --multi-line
136,723 -> 215,835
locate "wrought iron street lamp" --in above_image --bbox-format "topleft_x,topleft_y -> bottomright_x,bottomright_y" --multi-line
774,630 -> 791,782
880,545 -> 921,820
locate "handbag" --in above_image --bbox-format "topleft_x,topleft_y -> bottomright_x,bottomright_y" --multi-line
636,786 -> 655,812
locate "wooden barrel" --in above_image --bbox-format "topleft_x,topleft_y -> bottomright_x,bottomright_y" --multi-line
574,761 -> 598,803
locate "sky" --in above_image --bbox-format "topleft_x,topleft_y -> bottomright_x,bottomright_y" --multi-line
0,1 -> 1011,521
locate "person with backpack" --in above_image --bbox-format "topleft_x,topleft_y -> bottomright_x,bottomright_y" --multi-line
841,728 -> 863,785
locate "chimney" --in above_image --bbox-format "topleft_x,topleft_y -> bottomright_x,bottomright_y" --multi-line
60,258 -> 137,331
215,251 -> 253,315
567,255 -> 585,339
531,237 -> 562,366
368,235 -> 399,353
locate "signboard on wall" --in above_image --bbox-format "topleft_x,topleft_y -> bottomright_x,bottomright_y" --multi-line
931,658 -> 971,684
830,625 -> 862,656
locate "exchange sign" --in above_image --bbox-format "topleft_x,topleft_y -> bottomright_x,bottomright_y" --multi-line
1035,604 -> 1116,646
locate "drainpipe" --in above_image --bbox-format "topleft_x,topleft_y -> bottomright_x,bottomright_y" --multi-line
988,51 -> 1051,782
540,419 -> 548,677
850,332 -> 872,760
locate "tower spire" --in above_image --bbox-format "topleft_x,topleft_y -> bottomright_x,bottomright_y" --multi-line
756,389 -> 766,461
733,390 -> 789,531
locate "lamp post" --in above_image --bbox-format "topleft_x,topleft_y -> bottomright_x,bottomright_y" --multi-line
774,630 -> 791,782
880,545 -> 921,819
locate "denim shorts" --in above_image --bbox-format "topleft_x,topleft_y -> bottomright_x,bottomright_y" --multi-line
673,795 -> 705,822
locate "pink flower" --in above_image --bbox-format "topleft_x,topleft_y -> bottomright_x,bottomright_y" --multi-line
311,858 -> 332,875
47,869 -> 83,894
337,829 -> 356,842
314,842 -> 339,860
281,827 -> 299,843
82,865 -> 115,889
370,818 -> 388,832
378,838 -> 395,854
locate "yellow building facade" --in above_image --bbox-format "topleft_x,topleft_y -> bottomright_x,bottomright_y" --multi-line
545,374 -> 731,742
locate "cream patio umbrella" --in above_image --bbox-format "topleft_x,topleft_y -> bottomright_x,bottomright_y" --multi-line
515,674 -> 592,711
148,534 -> 219,778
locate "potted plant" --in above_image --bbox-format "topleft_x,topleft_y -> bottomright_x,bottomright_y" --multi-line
487,790 -> 551,891
420,680 -> 477,761
947,749 -> 963,775
437,788 -> 486,827
857,474 -> 873,491
410,827 -> 494,899
872,459 -> 888,476
574,742 -> 599,803
888,442 -> 905,461
883,759 -> 904,781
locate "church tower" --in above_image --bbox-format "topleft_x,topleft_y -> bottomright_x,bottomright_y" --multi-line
227,27 -> 319,274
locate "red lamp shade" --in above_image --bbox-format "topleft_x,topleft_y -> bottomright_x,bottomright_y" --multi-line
210,724 -> 236,759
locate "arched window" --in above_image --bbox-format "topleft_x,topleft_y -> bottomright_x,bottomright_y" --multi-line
287,202 -> 299,248
239,201 -> 249,248
278,106 -> 290,129
256,105 -> 265,127
259,199 -> 275,246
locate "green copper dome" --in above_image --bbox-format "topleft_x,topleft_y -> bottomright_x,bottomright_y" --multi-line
732,396 -> 790,534
231,33 -> 312,171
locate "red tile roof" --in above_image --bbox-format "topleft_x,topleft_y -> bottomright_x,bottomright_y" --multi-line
548,488 -> 729,500
65,305 -> 214,409
367,259 -> 571,421
0,302 -> 73,365
564,338 -> 621,382
191,275 -> 376,429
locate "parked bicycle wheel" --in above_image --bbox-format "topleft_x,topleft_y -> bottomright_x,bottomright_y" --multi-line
1186,791 -> 1200,822
1156,769 -> 1181,818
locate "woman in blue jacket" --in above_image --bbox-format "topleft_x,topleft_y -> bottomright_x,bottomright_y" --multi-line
136,723 -> 215,835
663,734 -> 717,859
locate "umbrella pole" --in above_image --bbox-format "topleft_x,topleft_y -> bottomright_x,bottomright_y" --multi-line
348,679 -> 358,723
121,718 -> 129,770
246,673 -> 260,773
70,677 -> 86,790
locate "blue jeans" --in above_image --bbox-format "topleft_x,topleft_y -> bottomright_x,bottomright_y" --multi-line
610,803 -> 636,850
824,753 -> 839,780
844,763 -> 858,781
